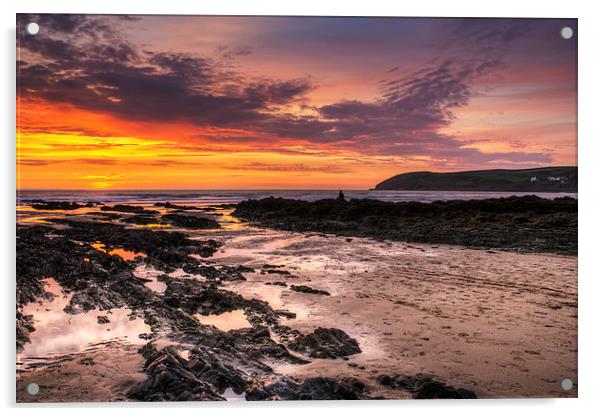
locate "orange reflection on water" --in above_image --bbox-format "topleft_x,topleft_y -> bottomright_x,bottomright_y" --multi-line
214,208 -> 246,231
130,223 -> 171,229
91,242 -> 147,261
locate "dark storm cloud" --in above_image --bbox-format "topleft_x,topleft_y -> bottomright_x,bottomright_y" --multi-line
17,14 -> 312,128
255,58 -> 502,149
17,14 -> 558,166
243,79 -> 313,106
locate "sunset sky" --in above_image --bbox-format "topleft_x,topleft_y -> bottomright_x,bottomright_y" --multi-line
16,14 -> 577,190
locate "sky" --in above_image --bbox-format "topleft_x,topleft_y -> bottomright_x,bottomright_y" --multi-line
16,14 -> 577,190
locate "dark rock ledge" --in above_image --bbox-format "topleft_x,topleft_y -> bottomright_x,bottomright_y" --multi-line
233,196 -> 577,255
16,220 -> 369,401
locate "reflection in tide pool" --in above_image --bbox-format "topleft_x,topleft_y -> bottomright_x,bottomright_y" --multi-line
213,208 -> 246,231
133,264 -> 168,294
18,278 -> 150,371
91,242 -> 147,261
130,223 -> 171,229
195,310 -> 252,331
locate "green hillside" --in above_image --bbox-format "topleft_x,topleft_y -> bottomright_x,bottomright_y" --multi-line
375,166 -> 577,192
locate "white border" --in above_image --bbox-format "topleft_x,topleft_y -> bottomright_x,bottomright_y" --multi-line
2,1 -> 600,414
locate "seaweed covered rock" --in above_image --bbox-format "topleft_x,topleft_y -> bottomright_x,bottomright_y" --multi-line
127,346 -> 224,401
50,220 -> 221,266
289,327 -> 361,358
233,196 -> 577,255
290,285 -> 330,296
181,262 -> 248,282
30,201 -> 90,210
377,373 -> 477,399
198,326 -> 309,366
246,377 -> 369,400
101,204 -> 153,214
161,214 -> 220,229
154,202 -> 200,211
16,311 -> 35,352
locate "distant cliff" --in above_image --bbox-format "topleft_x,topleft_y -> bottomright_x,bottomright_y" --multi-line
374,166 -> 577,192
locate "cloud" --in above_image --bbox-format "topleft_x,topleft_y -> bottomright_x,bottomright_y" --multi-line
17,157 -> 120,166
17,14 -> 313,129
17,14 -> 559,168
227,162 -> 352,174
215,44 -> 252,60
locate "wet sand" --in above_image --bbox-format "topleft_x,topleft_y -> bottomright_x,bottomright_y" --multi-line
207,228 -> 578,398
17,344 -> 146,403
16,202 -> 578,400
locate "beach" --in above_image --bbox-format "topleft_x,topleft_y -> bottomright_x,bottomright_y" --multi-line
16,191 -> 578,401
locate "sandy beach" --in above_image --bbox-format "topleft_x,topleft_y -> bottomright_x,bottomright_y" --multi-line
16,195 -> 578,401
208,228 -> 578,398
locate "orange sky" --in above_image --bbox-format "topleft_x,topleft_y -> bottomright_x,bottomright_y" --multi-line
17,15 -> 577,190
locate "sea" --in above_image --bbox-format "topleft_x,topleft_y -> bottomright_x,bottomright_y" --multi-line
16,189 -> 578,206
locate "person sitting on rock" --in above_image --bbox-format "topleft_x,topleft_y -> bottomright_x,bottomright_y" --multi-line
337,190 -> 346,201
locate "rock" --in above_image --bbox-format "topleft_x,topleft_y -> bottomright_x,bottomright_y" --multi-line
265,281 -> 287,286
100,204 -> 153,214
154,202 -> 200,210
377,373 -> 477,399
79,357 -> 95,365
17,214 -> 363,402
16,311 -> 35,352
274,310 -> 296,319
290,285 -> 330,296
289,327 -> 361,358
161,214 -> 220,229
181,263 -> 246,282
246,377 -> 369,400
95,212 -> 123,220
49,220 -> 221,266
187,348 -> 250,393
234,265 -> 255,273
123,215 -> 158,225
126,346 -> 224,401
232,196 -> 577,255
197,326 -> 309,367
262,264 -> 285,269
266,269 -> 292,276
30,201 -> 87,210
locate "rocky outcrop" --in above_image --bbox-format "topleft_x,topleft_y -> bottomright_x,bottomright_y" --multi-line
181,263 -> 249,282
16,311 -> 35,352
161,214 -> 220,229
288,327 -> 361,358
377,373 -> 477,399
30,201 -> 92,210
100,204 -> 155,214
290,285 -> 330,296
154,201 -> 201,211
246,377 -> 370,400
233,196 -> 577,255
127,346 -> 225,401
